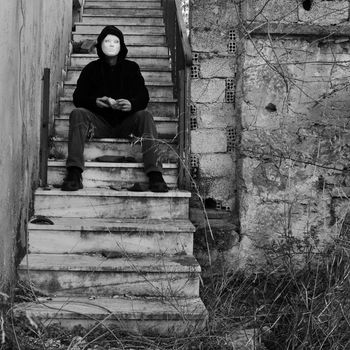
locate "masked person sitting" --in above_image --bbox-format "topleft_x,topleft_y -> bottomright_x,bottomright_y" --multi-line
61,25 -> 168,192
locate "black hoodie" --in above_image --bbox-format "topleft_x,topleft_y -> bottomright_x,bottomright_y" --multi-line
73,25 -> 150,125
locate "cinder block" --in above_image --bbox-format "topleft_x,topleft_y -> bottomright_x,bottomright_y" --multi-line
298,0 -> 349,25
191,0 -> 239,29
200,57 -> 235,79
199,153 -> 234,177
190,28 -> 228,53
197,103 -> 235,128
191,79 -> 226,103
191,129 -> 227,153
247,0 -> 298,23
199,176 -> 235,208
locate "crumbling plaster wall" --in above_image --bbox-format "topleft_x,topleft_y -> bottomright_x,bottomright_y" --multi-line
239,0 -> 350,266
0,0 -> 72,297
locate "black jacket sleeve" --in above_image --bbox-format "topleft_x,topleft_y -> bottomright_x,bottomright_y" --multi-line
73,64 -> 99,111
127,62 -> 150,113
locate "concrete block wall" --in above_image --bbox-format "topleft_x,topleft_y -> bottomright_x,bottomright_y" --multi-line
239,0 -> 350,267
0,0 -> 72,297
190,0 -> 238,213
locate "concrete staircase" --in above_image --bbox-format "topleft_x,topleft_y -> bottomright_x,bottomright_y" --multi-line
17,0 -> 208,335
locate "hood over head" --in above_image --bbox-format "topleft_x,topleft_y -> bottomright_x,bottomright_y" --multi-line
96,25 -> 128,61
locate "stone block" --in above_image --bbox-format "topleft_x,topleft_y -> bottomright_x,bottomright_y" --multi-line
191,28 -> 228,53
191,79 -> 226,103
199,154 -> 234,178
191,129 -> 227,153
247,0 -> 298,23
298,0 -> 349,25
199,56 -> 235,78
197,103 -> 235,128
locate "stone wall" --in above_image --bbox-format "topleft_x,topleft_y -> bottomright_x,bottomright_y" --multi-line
189,0 -> 350,270
239,0 -> 350,266
0,0 -> 72,297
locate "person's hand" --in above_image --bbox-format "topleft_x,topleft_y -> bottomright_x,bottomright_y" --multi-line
96,96 -> 109,108
110,99 -> 132,112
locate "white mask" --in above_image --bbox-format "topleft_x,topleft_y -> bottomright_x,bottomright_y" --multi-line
101,34 -> 121,57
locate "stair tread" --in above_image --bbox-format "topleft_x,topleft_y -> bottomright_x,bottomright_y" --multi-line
64,81 -> 173,87
29,217 -> 195,232
60,96 -> 176,102
48,160 -> 177,168
76,22 -> 164,27
71,53 -> 169,57
19,253 -> 200,272
83,14 -> 163,17
35,187 -> 190,198
74,31 -> 165,36
14,295 -> 207,320
68,65 -> 171,71
55,115 -> 176,121
51,136 -> 176,143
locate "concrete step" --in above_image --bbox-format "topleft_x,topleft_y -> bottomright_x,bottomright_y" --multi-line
75,24 -> 164,35
47,160 -> 178,188
73,33 -> 165,45
49,136 -> 178,163
70,53 -> 170,67
34,188 -> 190,219
54,115 -> 177,139
81,15 -> 164,26
59,96 -> 177,119
14,296 -> 208,335
19,253 -> 200,297
84,8 -> 163,16
64,81 -> 174,99
84,0 -> 161,2
85,1 -> 162,9
66,66 -> 172,84
28,217 -> 194,255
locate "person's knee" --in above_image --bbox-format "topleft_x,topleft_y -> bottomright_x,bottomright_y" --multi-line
69,108 -> 89,126
134,110 -> 154,127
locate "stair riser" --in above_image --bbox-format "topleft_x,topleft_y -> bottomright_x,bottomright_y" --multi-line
84,8 -> 163,16
75,24 -> 164,35
64,85 -> 173,99
19,270 -> 199,297
34,195 -> 188,219
85,1 -> 161,8
59,100 -> 176,118
50,140 -> 178,162
66,70 -> 172,84
73,33 -> 165,45
47,165 -> 178,188
20,315 -> 206,336
28,230 -> 193,255
84,0 -> 161,2
54,118 -> 177,139
82,16 -> 164,26
70,56 -> 170,67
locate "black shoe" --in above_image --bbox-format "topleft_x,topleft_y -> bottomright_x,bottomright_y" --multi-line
61,167 -> 83,191
148,171 -> 168,193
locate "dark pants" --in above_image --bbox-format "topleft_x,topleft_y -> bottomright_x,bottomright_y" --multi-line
66,108 -> 163,174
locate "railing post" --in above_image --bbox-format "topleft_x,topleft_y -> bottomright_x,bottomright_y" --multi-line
40,68 -> 50,188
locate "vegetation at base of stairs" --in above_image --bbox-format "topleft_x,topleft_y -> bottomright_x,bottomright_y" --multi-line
201,238 -> 350,350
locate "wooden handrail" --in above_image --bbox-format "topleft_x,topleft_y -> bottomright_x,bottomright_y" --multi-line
161,0 -> 192,190
174,0 -> 192,66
